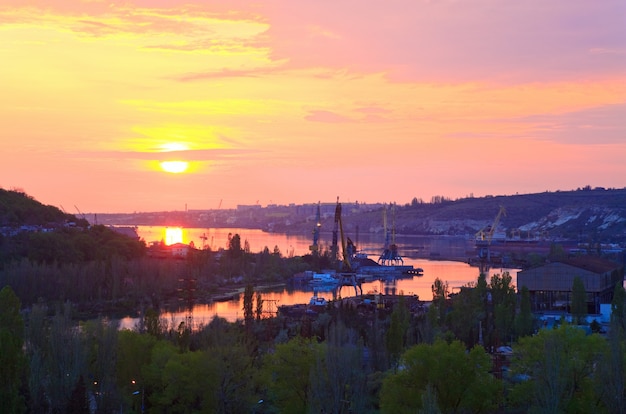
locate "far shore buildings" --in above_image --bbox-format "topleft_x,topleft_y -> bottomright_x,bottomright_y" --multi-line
147,241 -> 192,259
517,256 -> 624,316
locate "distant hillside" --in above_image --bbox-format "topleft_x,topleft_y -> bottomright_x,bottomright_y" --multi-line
95,186 -> 626,244
0,189 -> 145,264
336,187 -> 626,243
0,188 -> 79,227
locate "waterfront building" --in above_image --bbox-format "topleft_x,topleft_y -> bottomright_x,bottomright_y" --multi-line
517,256 -> 624,315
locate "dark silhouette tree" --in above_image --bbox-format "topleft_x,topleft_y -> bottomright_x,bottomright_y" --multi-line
386,296 -> 410,368
595,283 -> 626,414
67,375 -> 89,414
255,291 -> 263,322
0,286 -> 26,414
610,281 -> 626,332
571,276 -> 587,324
430,278 -> 449,327
243,284 -> 254,326
515,286 -> 534,338
228,233 -> 242,258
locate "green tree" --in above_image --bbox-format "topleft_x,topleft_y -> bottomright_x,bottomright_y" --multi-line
83,318 -> 120,413
243,283 -> 254,326
144,308 -> 163,338
571,276 -> 587,324
509,324 -> 607,413
595,282 -> 626,413
262,336 -> 321,413
417,385 -> 442,414
209,344 -> 256,413
25,302 -> 49,413
610,281 -> 626,333
255,291 -> 263,322
116,330 -> 157,413
595,324 -> 626,414
430,278 -> 449,327
380,340 -> 501,413
142,340 -> 178,413
151,350 -> 217,413
46,303 -> 87,414
490,272 -> 517,345
386,296 -> 410,367
447,274 -> 488,348
0,286 -> 26,414
514,285 -> 534,338
308,321 -> 370,413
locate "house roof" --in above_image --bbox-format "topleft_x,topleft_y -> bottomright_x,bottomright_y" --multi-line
167,243 -> 190,249
556,256 -> 622,275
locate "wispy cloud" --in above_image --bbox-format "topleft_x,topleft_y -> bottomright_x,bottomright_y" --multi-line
305,110 -> 352,123
76,148 -> 258,161
1,0 -> 625,211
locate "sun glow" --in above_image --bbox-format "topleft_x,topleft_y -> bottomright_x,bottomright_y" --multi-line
160,160 -> 189,173
160,142 -> 189,152
165,227 -> 183,245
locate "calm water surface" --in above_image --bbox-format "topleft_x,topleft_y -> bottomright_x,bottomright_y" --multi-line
118,226 -> 519,328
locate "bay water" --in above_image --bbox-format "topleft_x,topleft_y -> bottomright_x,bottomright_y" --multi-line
118,226 -> 519,327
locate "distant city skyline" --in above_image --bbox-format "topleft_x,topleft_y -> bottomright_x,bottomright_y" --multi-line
2,0 -> 625,213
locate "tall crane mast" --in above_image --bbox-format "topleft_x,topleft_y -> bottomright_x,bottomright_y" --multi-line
379,203 -> 403,265
332,198 -> 361,295
476,205 -> 506,245
475,205 -> 507,263
335,198 -> 352,271
309,202 -> 321,254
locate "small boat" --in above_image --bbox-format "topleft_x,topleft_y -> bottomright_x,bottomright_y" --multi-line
308,272 -> 339,286
278,297 -> 329,318
309,296 -> 328,307
278,303 -> 308,318
308,296 -> 329,313
404,268 -> 424,276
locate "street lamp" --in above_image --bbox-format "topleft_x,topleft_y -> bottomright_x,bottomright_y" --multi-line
131,380 -> 144,413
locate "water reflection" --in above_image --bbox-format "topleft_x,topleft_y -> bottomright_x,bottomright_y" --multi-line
133,226 -> 475,260
118,257 -> 520,328
116,227 -> 518,328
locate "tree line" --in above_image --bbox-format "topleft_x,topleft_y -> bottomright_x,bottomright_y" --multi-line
2,269 -> 626,413
1,201 -> 625,413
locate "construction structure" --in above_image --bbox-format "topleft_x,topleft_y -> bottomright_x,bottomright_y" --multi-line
331,198 -> 362,295
309,202 -> 322,255
378,203 -> 404,266
475,205 -> 507,263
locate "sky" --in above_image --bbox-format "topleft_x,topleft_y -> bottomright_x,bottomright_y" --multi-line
1,0 -> 625,213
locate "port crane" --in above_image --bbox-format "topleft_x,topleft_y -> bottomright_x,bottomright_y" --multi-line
378,203 -> 404,265
331,198 -> 362,295
476,205 -> 506,245
475,205 -> 506,262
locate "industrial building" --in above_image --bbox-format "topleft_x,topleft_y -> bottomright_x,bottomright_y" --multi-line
517,256 -> 624,315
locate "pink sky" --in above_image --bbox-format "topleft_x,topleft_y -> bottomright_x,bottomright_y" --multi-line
1,0 -> 625,213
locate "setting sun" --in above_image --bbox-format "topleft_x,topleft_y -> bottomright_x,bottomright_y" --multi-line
160,161 -> 189,174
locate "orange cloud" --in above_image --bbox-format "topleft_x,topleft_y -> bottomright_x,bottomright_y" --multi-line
1,1 -> 624,212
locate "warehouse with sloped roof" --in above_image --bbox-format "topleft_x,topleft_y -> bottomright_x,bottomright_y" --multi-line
517,256 -> 624,314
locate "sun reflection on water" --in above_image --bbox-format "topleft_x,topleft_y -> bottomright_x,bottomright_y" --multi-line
165,227 -> 183,245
